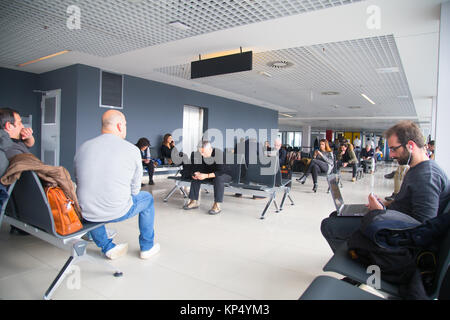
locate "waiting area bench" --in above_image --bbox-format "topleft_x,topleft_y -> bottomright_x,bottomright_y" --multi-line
0,170 -> 123,300
163,157 -> 294,219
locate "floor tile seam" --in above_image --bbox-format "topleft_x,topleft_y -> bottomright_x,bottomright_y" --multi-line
150,260 -> 256,300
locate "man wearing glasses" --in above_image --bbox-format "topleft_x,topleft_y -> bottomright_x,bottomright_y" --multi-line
321,121 -> 449,253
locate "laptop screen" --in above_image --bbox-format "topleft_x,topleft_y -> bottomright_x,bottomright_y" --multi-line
327,175 -> 344,212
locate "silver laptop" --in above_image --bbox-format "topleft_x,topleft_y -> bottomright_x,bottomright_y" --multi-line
327,175 -> 369,217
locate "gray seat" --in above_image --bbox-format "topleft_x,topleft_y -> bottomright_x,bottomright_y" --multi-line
163,156 -> 294,219
323,202 -> 450,299
299,275 -> 384,300
0,170 -> 123,300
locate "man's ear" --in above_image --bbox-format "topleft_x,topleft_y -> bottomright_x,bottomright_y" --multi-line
4,121 -> 12,131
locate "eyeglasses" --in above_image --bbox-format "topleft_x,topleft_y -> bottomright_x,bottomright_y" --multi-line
389,144 -> 404,152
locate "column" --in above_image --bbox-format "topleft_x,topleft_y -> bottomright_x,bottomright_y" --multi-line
436,2 -> 450,175
302,125 -> 311,153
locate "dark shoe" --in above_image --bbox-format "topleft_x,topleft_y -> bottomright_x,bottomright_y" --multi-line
384,171 -> 395,179
234,193 -> 242,198
312,183 -> 318,193
208,202 -> 221,215
10,226 -> 30,236
341,277 -> 362,286
149,180 -> 155,185
296,174 -> 307,184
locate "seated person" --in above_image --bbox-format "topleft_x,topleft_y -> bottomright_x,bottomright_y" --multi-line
297,139 -> 334,192
161,133 -> 174,165
375,146 -> 383,161
336,142 -> 358,182
0,107 -> 35,159
0,107 -> 35,235
136,137 -> 156,185
273,138 -> 287,167
427,140 -> 435,160
321,121 -> 449,253
183,141 -> 233,215
360,144 -> 375,174
74,110 -> 160,260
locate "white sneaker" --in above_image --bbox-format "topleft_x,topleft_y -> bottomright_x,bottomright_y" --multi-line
140,243 -> 160,260
105,243 -> 128,260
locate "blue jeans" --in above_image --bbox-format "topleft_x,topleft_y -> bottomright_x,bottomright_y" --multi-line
89,192 -> 156,254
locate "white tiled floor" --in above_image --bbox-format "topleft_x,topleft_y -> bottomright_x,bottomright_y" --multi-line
0,163 -> 396,300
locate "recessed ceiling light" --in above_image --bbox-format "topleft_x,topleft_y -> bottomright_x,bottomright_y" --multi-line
279,113 -> 294,118
361,93 -> 376,105
168,20 -> 191,31
258,71 -> 272,78
17,50 -> 70,67
267,61 -> 294,69
376,67 -> 399,74
321,91 -> 340,96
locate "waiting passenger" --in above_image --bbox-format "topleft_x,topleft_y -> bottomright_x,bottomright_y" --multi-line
161,133 -> 174,165
321,120 -> 449,253
427,140 -> 435,160
0,107 -> 35,236
375,146 -> 383,161
336,142 -> 358,182
74,110 -> 160,260
183,141 -> 233,215
273,138 -> 287,167
136,137 -> 156,185
0,107 -> 35,159
296,139 -> 334,192
360,144 -> 375,174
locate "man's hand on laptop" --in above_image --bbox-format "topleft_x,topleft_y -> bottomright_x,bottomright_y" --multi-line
367,193 -> 385,211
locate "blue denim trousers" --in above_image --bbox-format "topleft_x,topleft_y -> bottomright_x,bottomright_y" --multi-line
89,191 -> 156,254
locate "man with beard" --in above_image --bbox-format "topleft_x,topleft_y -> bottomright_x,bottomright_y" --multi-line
320,121 -> 449,253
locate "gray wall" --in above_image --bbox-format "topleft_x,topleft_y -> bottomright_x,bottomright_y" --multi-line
1,64 -> 278,176
74,64 -> 278,155
0,67 -> 40,156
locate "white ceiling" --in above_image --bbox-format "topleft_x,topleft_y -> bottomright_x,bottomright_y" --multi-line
0,0 -> 444,133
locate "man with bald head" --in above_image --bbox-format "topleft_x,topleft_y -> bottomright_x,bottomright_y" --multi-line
74,110 -> 159,260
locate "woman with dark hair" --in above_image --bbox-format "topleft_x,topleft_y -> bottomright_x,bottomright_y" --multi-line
336,142 -> 358,182
136,137 -> 156,185
297,139 -> 334,192
161,133 -> 174,165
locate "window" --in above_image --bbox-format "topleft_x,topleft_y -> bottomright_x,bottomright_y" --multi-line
279,131 -> 302,148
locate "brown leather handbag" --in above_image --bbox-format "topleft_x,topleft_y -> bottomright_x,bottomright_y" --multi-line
45,186 -> 83,235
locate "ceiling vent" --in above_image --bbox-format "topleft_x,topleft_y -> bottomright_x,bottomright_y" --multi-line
267,61 -> 294,69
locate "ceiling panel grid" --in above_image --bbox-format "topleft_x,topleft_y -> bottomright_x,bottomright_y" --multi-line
0,0 -> 364,67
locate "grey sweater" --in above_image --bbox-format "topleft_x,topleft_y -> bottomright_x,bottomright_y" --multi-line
388,160 -> 449,222
74,134 -> 143,222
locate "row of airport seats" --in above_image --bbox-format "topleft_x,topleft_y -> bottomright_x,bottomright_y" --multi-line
163,153 -> 294,219
299,201 -> 450,300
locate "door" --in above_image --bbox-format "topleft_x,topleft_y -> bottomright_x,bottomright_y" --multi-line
182,105 -> 204,156
41,89 -> 61,166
